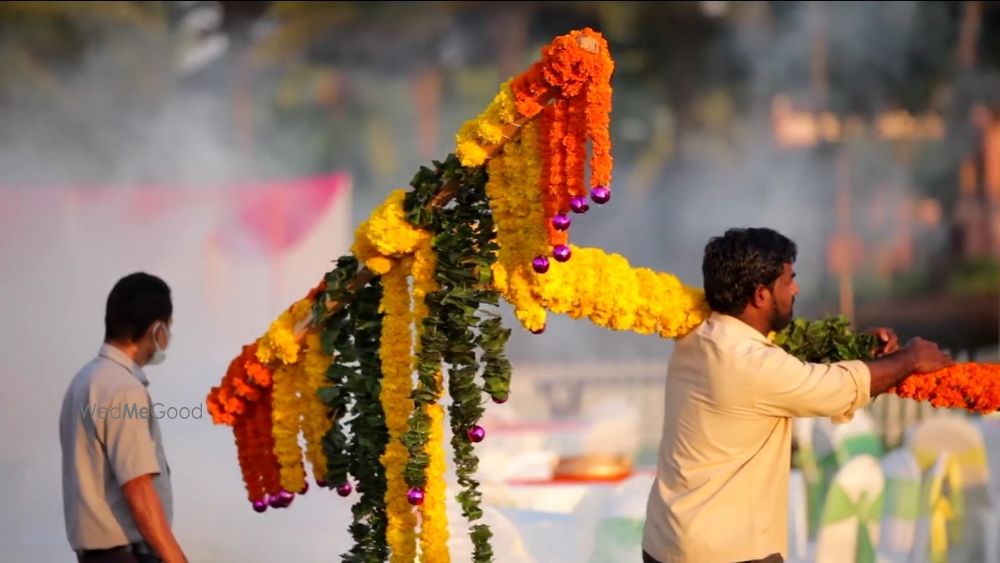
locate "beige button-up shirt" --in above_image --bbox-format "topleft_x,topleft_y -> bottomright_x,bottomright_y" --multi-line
59,344 -> 173,551
643,313 -> 871,562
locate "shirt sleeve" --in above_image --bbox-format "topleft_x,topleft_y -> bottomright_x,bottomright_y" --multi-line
746,344 -> 872,423
98,384 -> 162,485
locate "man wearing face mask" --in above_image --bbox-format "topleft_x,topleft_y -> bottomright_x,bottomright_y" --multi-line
60,273 -> 187,563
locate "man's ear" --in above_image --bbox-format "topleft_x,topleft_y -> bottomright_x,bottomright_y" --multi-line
749,284 -> 770,310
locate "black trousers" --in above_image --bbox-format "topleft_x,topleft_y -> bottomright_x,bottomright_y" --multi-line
643,551 -> 784,563
76,544 -> 161,563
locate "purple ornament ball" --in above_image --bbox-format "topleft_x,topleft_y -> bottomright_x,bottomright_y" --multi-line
336,482 -> 353,497
252,499 -> 268,513
532,256 -> 550,274
569,196 -> 590,214
407,488 -> 425,506
467,425 -> 486,443
590,185 -> 611,204
551,213 -> 571,231
267,494 -> 283,509
553,245 -> 571,262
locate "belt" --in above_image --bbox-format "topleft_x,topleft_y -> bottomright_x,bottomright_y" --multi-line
77,541 -> 155,557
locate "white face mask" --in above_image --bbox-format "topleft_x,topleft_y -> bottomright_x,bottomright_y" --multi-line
147,321 -> 171,366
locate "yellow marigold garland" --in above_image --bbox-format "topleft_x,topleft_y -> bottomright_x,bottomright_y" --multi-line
485,120 -> 549,332
353,189 -> 431,275
455,79 -> 518,167
301,331 -> 333,482
270,362 -> 307,493
420,403 -> 450,560
412,238 -> 451,562
486,120 -> 709,336
379,262 -> 418,562
256,296 -> 313,365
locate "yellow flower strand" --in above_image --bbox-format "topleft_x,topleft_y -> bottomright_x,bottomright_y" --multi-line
379,262 -> 418,562
412,238 -> 450,562
353,189 -> 431,275
256,296 -> 313,365
455,80 -> 518,167
420,404 -> 449,561
301,331 -> 333,482
485,120 -> 550,331
270,362 -> 306,492
486,120 -> 710,337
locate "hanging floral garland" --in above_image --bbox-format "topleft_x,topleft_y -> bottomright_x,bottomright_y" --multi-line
205,27 -> 1000,563
379,259 -> 419,562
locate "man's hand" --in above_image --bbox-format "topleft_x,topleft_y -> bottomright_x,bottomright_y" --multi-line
864,336 -> 953,397
904,337 -> 954,374
121,474 -> 188,563
867,327 -> 900,357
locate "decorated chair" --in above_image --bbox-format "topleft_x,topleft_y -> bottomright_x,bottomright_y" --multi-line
820,408 -> 885,466
786,469 -> 810,562
907,415 -> 994,563
793,418 -> 826,540
911,454 -> 951,563
814,454 -> 884,563
877,448 -> 922,563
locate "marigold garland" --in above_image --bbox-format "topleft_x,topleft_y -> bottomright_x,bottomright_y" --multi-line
379,263 -> 418,563
511,27 -> 614,196
540,99 -> 569,248
566,94 -> 589,198
205,29 -> 1000,563
301,331 -> 333,483
486,120 -> 708,335
253,391 -> 284,499
894,363 -> 1000,412
233,407 -> 263,502
271,362 -> 307,493
207,343 -> 274,426
486,120 -> 549,331
455,80 -> 518,167
412,238 -> 451,562
421,402 -> 450,560
353,189 -> 431,275
232,386 -> 284,503
256,296 -> 313,366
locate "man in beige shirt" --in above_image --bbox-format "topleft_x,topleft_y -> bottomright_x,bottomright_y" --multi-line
642,228 -> 953,563
60,273 -> 187,563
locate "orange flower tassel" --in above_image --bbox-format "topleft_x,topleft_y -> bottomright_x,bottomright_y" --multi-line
540,99 -> 569,248
230,387 -> 283,503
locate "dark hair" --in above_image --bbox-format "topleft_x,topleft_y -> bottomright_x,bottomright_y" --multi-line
104,273 -> 172,342
702,228 -> 797,315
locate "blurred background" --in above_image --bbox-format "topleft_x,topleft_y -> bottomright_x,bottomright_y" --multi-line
1,1 -> 999,561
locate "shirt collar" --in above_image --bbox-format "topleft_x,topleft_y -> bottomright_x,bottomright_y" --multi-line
98,343 -> 149,386
709,312 -> 776,347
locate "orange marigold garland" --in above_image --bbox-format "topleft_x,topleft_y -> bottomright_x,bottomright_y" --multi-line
230,385 -> 285,511
510,27 -> 614,266
585,47 -> 614,191
894,363 -> 1000,412
566,93 -> 589,199
207,343 -> 273,426
540,99 -> 569,249
233,411 -> 263,503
